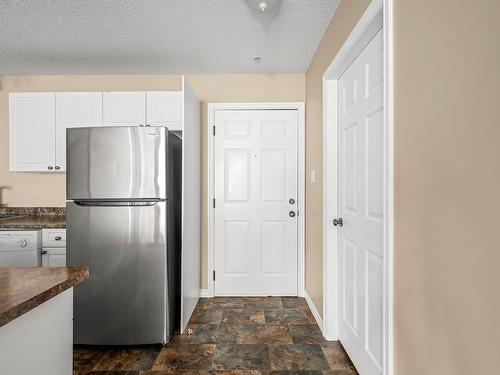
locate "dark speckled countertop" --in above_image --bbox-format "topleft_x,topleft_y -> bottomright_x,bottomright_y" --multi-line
0,215 -> 66,229
0,207 -> 66,229
0,267 -> 89,327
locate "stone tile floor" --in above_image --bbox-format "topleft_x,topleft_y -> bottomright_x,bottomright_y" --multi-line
73,297 -> 358,374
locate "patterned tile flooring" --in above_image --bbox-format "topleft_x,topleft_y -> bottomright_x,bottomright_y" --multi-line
73,297 -> 358,374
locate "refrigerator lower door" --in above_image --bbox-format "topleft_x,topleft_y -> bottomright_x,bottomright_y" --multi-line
67,201 -> 169,345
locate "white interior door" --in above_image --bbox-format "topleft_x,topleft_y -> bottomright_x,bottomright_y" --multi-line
214,110 -> 298,296
337,29 -> 384,374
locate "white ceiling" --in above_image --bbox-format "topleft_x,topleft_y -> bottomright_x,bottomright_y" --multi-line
0,0 -> 341,75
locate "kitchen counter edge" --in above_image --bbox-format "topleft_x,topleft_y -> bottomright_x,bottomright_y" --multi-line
0,267 -> 89,327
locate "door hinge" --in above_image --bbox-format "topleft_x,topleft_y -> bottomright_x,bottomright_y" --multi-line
213,125 -> 216,136
213,198 -> 216,208
213,270 -> 216,281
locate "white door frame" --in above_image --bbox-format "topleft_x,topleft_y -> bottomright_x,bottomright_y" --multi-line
207,102 -> 305,298
322,0 -> 394,374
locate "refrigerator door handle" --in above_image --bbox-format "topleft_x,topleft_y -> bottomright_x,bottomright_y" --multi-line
73,200 -> 162,207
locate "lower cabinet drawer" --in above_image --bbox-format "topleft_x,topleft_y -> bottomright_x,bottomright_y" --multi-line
42,229 -> 66,248
41,247 -> 66,267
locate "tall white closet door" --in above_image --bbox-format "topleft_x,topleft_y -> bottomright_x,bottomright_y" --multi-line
337,28 -> 384,375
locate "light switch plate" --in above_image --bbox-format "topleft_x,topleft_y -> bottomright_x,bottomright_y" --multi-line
310,169 -> 316,184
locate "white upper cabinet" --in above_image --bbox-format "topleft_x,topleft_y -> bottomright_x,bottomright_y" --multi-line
146,91 -> 183,130
10,90 -> 183,172
103,91 -> 146,127
9,92 -> 56,172
55,92 -> 103,171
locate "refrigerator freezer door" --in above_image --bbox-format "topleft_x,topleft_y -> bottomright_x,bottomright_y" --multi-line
67,201 -> 169,344
66,126 -> 167,200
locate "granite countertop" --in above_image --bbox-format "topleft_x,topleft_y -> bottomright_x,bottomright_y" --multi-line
0,267 -> 89,327
0,215 -> 66,229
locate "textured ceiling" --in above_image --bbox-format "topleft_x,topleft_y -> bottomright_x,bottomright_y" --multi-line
0,0 -> 341,74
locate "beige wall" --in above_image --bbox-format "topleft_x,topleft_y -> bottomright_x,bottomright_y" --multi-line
306,0 -> 500,372
0,74 -> 305,291
304,0 -> 371,316
185,74 -> 305,289
395,0 -> 500,373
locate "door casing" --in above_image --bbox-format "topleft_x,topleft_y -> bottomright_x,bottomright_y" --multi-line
207,102 -> 305,298
322,0 -> 394,374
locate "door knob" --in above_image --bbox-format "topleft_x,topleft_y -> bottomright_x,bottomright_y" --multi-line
333,218 -> 343,227
289,198 -> 295,204
289,211 -> 296,218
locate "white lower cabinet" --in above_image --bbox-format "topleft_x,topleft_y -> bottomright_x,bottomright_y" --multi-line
42,229 -> 66,267
42,248 -> 66,267
0,288 -> 73,375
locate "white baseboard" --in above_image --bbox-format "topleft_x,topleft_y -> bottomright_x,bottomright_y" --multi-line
199,289 -> 211,298
304,290 -> 324,335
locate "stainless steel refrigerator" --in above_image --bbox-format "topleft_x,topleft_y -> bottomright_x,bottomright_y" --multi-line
66,126 -> 182,345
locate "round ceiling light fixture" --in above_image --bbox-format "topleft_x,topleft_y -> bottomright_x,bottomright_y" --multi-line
246,0 -> 280,13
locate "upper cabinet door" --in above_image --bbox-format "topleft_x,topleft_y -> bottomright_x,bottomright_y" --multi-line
146,91 -> 183,130
103,92 -> 146,127
9,93 -> 56,172
55,92 -> 103,172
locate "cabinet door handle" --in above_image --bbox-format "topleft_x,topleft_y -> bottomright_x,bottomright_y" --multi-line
55,166 -> 60,170
55,236 -> 62,241
47,166 -> 54,170
41,250 -> 47,255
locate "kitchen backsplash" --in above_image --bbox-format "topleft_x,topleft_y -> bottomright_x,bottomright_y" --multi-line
0,207 -> 65,216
